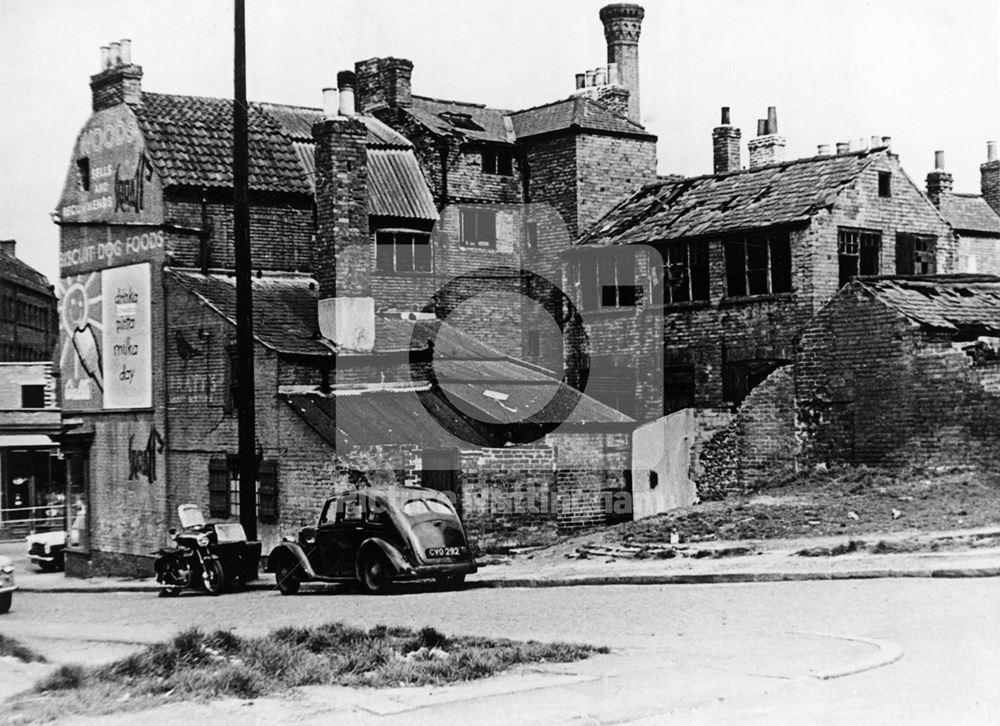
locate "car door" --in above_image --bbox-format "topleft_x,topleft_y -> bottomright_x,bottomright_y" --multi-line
325,492 -> 371,577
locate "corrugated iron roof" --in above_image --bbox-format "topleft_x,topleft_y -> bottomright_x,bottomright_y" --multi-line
367,149 -> 438,220
856,274 -> 1000,335
510,96 -> 652,139
939,194 -> 1000,236
166,269 -> 331,356
580,149 -> 885,246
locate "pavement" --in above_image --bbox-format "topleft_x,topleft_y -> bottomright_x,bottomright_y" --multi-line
3,524 -> 1000,594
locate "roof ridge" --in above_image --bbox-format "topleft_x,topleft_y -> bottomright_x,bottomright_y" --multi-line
412,93 -> 490,110
511,95 -> 579,115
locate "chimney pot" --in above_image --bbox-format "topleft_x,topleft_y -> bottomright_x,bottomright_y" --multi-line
859,138 -> 868,151
720,106 -> 731,125
322,88 -> 339,120
600,3 -> 645,123
756,119 -> 767,137
870,135 -> 880,149
119,39 -> 131,65
100,46 -> 110,70
585,69 -> 596,87
575,73 -> 586,89
988,141 -> 998,162
766,106 -> 778,134
934,150 -> 946,170
881,136 -> 892,151
607,62 -> 619,85
817,144 -> 831,156
836,142 -> 850,154
337,70 -> 357,116
109,41 -> 121,66
595,66 -> 607,86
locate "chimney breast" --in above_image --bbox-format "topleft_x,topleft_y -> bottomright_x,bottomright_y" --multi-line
599,4 -> 645,124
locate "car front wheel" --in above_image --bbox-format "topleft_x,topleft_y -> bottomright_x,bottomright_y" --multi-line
360,550 -> 393,595
276,561 -> 301,596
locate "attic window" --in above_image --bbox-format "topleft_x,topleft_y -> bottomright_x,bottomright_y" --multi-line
438,111 -> 483,132
878,172 -> 892,197
77,158 -> 91,192
482,148 -> 514,176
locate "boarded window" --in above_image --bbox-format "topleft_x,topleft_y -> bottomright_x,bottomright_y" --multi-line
662,241 -> 710,304
258,459 -> 278,523
375,230 -> 432,273
21,385 -> 45,409
838,228 -> 881,286
208,457 -> 230,518
724,230 -> 792,297
895,233 -> 936,275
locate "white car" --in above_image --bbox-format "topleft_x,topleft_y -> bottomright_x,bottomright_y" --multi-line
0,555 -> 14,613
27,530 -> 67,572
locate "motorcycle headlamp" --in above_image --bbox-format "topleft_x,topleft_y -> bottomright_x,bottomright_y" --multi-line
196,533 -> 210,548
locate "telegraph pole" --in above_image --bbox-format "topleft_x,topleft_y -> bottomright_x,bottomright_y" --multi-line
233,0 -> 257,540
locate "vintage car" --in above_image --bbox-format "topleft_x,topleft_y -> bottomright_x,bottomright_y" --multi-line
267,486 -> 477,595
26,506 -> 86,572
0,555 -> 14,614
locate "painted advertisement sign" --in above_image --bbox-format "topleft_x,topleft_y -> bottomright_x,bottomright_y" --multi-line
58,262 -> 152,410
60,224 -> 166,277
57,104 -> 163,225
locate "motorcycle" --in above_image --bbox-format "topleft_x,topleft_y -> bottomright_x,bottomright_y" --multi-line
153,504 -> 260,597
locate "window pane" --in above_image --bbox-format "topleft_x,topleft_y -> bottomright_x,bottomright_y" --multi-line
375,233 -> 394,271
461,210 -> 476,245
859,233 -> 880,275
745,236 -> 769,295
839,255 -> 858,287
498,151 -> 513,175
479,211 -> 496,246
665,244 -> 689,303
482,151 -> 496,174
581,258 -> 599,310
689,242 -> 710,301
769,234 -> 792,293
394,235 -> 413,271
598,255 -> 617,306
414,236 -> 432,272
724,240 -> 747,297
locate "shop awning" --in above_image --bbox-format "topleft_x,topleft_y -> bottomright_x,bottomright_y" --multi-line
0,434 -> 57,448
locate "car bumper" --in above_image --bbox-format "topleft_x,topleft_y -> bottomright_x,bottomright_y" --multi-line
28,553 -> 60,565
405,561 -> 478,579
0,584 -> 15,595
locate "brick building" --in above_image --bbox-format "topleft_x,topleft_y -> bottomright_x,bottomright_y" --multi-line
796,275 -> 1000,471
53,6 -> 650,575
0,240 -> 58,362
924,144 -> 1000,275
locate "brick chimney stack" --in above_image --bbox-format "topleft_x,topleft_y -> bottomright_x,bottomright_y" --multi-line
747,106 -> 786,168
90,39 -> 142,110
354,57 -> 413,112
600,4 -> 644,124
0,240 -> 15,258
925,150 -> 953,207
712,106 -> 741,174
982,141 -> 1000,216
313,73 -> 373,351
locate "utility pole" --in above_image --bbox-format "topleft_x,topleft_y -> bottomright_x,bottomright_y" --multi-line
233,0 -> 257,540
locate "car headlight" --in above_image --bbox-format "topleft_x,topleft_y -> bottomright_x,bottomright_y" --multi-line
43,544 -> 51,554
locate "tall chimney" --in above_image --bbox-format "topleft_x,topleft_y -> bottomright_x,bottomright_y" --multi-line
747,106 -> 786,168
712,106 -> 741,174
354,57 -> 413,112
90,40 -> 142,110
313,96 -> 373,351
982,141 -> 1000,216
925,150 -> 953,207
600,4 -> 645,124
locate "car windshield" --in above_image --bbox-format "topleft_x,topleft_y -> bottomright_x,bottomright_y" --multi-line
401,498 -> 455,517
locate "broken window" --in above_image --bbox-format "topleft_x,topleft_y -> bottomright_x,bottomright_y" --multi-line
838,228 -> 881,287
724,230 -> 792,297
895,233 -> 936,275
722,360 -> 785,407
662,241 -> 710,304
580,252 -> 639,309
663,363 -> 696,415
438,111 -> 483,132
482,148 -> 514,176
375,230 -> 432,273
460,209 -> 496,248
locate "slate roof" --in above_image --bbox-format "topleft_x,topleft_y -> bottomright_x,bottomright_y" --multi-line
579,149 -> 887,246
165,269 -> 331,357
857,274 -> 1000,336
0,249 -> 52,294
135,92 -> 430,221
510,96 -> 652,140
408,95 -> 515,144
938,194 -> 1000,236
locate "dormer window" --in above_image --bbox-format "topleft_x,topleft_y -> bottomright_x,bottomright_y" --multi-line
438,111 -> 483,132
482,148 -> 514,176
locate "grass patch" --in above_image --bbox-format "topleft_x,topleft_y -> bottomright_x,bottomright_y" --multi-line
0,634 -> 46,663
6,623 -> 606,723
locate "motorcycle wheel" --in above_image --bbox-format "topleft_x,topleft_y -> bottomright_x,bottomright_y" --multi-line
202,557 -> 224,596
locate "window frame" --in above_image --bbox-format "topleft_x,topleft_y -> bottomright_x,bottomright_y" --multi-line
482,147 -> 514,176
878,171 -> 892,198
662,240 -> 710,304
21,384 -> 46,409
723,230 -> 793,298
374,229 -> 432,274
838,227 -> 882,286
580,252 -> 639,310
460,209 -> 497,248
895,233 -> 937,275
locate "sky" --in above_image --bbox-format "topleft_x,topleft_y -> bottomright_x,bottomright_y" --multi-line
1,0 -> 998,284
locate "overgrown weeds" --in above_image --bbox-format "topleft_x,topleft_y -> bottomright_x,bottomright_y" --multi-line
0,634 -> 46,663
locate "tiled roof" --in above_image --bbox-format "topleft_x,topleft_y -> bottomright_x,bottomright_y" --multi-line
857,274 -> 1000,335
166,269 -> 331,356
510,96 -> 651,139
579,149 -> 885,246
0,251 -> 52,293
367,149 -> 438,220
408,95 -> 515,144
135,93 -> 412,196
938,194 -> 1000,235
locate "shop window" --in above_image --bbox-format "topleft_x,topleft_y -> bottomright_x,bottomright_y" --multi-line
375,230 -> 431,273
724,231 -> 792,297
482,148 -> 514,176
21,385 -> 45,408
663,241 -> 710,304
895,233 -> 936,275
580,252 -> 639,310
838,228 -> 881,286
460,209 -> 496,248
